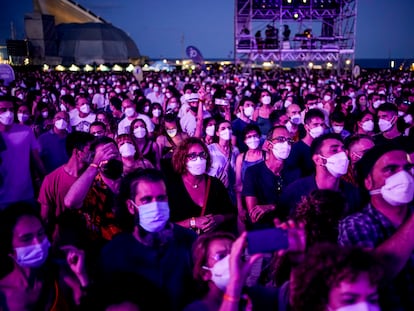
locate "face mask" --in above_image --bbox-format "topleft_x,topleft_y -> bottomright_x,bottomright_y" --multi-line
166,128 -> 177,138
309,87 -> 316,93
272,141 -> 291,160
60,90 -> 67,96
219,128 -> 232,141
370,170 -> 414,206
14,238 -> 50,268
320,151 -> 349,178
119,142 -> 136,157
330,302 -> 380,311
124,107 -> 135,117
309,125 -> 324,138
378,118 -> 393,132
60,104 -> 67,112
133,126 -> 146,138
244,106 -> 254,118
167,103 -> 177,111
17,93 -> 24,100
41,111 -> 49,118
362,120 -> 374,132
187,158 -> 207,176
100,159 -> 123,180
203,255 -> 230,291
55,119 -> 68,130
205,125 -> 215,137
152,109 -> 162,117
332,125 -> 344,134
17,113 -> 30,123
261,95 -> 271,105
225,93 -> 232,100
100,88 -> 106,94
291,114 -> 301,125
285,121 -> 293,133
324,95 -> 331,101
133,201 -> 170,232
153,86 -> 160,92
245,137 -> 260,150
165,92 -> 172,99
80,104 -> 90,114
373,100 -> 382,109
144,106 -> 150,113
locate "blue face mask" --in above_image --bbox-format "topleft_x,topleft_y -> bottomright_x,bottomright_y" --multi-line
131,201 -> 170,232
14,238 -> 50,268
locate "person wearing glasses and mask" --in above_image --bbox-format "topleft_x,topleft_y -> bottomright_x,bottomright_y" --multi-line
242,126 -> 297,228
167,137 -> 237,234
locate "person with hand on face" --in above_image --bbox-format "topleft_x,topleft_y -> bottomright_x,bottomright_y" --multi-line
116,134 -> 153,175
339,143 -> 414,310
0,203 -> 91,311
130,118 -> 161,169
99,168 -> 197,311
38,111 -> 70,174
64,137 -> 123,246
242,126 -> 297,228
168,137 -> 237,234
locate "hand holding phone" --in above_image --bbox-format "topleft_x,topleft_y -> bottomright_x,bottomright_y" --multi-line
247,228 -> 289,254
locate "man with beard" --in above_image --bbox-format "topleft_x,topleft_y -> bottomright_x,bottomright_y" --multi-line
99,168 -> 197,311
64,136 -> 124,248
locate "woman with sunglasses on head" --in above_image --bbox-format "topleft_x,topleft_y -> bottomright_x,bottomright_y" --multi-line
167,137 -> 237,235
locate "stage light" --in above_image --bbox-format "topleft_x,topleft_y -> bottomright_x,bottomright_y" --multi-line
55,65 -> 66,71
391,60 -> 395,68
126,64 -> 135,72
345,59 -> 351,65
308,62 -> 314,69
43,64 -> 49,71
112,64 -> 123,71
84,64 -> 94,72
287,0 -> 292,3
69,64 -> 80,72
293,12 -> 299,20
163,59 -> 168,64
302,0 -> 307,3
326,62 -> 333,68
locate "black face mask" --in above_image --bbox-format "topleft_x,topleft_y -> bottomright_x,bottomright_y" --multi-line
101,159 -> 123,180
190,106 -> 198,113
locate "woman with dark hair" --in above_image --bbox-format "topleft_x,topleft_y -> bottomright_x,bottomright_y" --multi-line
149,102 -> 163,135
167,137 -> 236,234
116,134 -> 153,175
129,118 -> 160,169
252,89 -> 274,137
0,202 -> 91,311
202,117 -> 217,146
354,110 -> 376,136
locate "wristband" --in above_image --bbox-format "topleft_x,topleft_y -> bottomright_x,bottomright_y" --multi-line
223,294 -> 240,302
190,217 -> 196,229
89,163 -> 99,169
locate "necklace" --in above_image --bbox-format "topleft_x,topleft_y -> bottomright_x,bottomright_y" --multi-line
184,176 -> 202,189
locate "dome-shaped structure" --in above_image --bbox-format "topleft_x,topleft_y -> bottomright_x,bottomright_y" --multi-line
56,23 -> 140,65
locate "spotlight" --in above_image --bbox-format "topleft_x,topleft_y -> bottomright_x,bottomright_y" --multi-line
293,12 -> 299,20
287,0 -> 293,3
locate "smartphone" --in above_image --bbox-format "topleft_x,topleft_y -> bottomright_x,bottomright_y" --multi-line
247,228 -> 289,254
215,98 -> 229,106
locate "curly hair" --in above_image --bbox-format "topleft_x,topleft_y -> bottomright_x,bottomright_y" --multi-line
291,243 -> 384,311
172,137 -> 211,175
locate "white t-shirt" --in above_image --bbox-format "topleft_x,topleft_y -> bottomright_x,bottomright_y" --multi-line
70,112 -> 96,132
92,93 -> 106,110
146,92 -> 165,104
117,113 -> 155,135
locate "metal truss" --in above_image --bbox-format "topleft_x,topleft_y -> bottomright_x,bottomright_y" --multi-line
234,0 -> 357,71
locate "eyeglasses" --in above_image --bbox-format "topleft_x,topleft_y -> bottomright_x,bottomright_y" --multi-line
269,136 -> 294,145
186,151 -> 208,161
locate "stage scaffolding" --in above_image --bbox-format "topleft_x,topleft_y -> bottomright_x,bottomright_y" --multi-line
234,0 -> 357,72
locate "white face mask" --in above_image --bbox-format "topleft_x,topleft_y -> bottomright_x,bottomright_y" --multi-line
55,119 -> 68,130
14,238 -> 50,268
378,118 -> 393,132
272,141 -> 291,160
133,126 -> 146,138
362,120 -> 374,132
404,114 -> 413,124
144,106 -> 150,113
290,114 -> 301,125
41,111 -> 49,118
329,302 -> 380,311
285,121 -> 293,133
320,151 -> 349,178
245,137 -> 260,150
205,125 -> 215,137
370,170 -> 414,206
309,125 -> 324,138
119,142 -> 136,157
17,113 -> 30,123
219,128 -> 232,141
0,110 -> 14,125
284,99 -> 292,108
203,254 -> 230,291
166,128 -> 177,138
152,109 -> 162,117
373,100 -> 382,109
132,201 -> 170,232
60,90 -> 67,96
244,106 -> 254,118
60,104 -> 67,112
166,103 -> 177,112
124,107 -> 135,117
323,95 -> 331,101
80,104 -> 90,114
261,95 -> 272,105
332,125 -> 344,134
153,86 -> 160,93
100,88 -> 106,94
187,157 -> 207,176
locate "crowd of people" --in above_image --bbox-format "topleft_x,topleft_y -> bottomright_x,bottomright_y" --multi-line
0,65 -> 413,310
